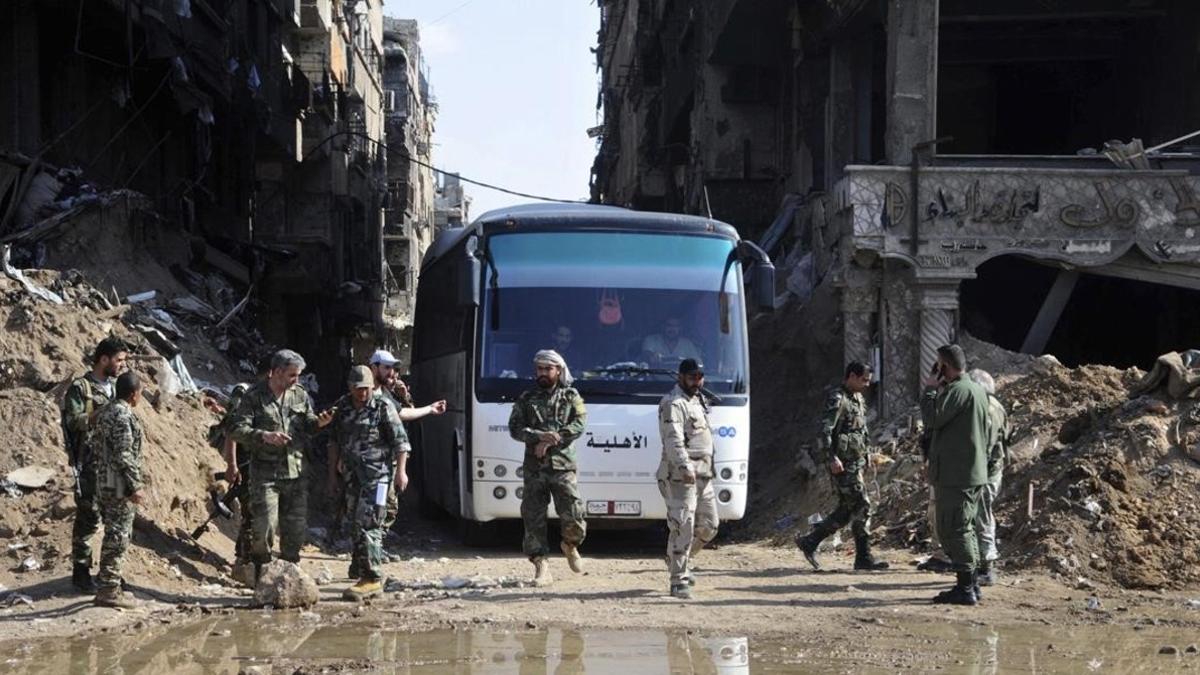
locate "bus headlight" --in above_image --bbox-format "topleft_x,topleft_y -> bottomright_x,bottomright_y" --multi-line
515,487 -> 524,500
719,467 -> 733,480
477,470 -> 485,479
494,465 -> 507,478
718,489 -> 732,503
493,486 -> 507,500
477,460 -> 485,468
515,466 -> 524,478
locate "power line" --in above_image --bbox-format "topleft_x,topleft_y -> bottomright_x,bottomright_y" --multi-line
307,130 -> 581,204
430,0 -> 479,25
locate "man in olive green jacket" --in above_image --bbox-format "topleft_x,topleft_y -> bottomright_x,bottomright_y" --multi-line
920,344 -> 989,606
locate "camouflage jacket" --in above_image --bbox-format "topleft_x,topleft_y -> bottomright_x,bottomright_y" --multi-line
61,372 -> 116,460
94,400 -> 143,498
226,381 -> 320,480
818,386 -> 869,465
329,391 -> 410,481
657,384 -> 714,479
508,385 -> 587,471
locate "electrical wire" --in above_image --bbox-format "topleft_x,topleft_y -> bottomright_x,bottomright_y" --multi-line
266,129 -> 582,206
430,0 -> 479,25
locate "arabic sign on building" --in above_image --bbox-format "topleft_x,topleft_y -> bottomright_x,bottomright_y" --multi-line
837,166 -> 1200,274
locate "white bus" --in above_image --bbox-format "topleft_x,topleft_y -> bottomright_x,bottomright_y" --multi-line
409,204 -> 773,542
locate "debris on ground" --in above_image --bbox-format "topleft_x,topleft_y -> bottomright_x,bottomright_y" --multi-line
254,561 -> 320,609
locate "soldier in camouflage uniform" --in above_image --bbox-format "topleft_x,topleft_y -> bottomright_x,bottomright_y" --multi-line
657,358 -> 719,600
968,369 -> 1010,588
227,350 -> 334,578
216,355 -> 272,586
327,366 -> 410,600
796,362 -> 889,571
508,349 -> 588,586
60,336 -> 128,593
92,372 -> 145,608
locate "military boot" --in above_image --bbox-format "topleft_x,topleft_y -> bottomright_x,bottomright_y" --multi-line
93,586 -> 138,609
670,582 -> 692,599
231,561 -> 256,588
932,571 -> 978,606
795,529 -> 827,571
343,577 -> 383,601
561,542 -> 584,574
853,535 -> 890,571
72,563 -> 96,594
977,563 -> 996,587
532,557 -> 553,587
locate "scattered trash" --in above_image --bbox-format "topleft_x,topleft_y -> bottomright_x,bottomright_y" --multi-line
126,290 -> 157,304
1086,596 -> 1102,611
7,542 -> 30,552
0,479 -> 21,498
1086,658 -> 1103,671
315,566 -> 333,586
5,466 -> 55,490
1082,498 -> 1102,516
1076,577 -> 1096,591
1,593 -> 34,609
440,576 -> 471,590
17,556 -> 40,572
2,245 -> 63,304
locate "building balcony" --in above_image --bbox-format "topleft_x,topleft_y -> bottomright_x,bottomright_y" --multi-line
299,0 -> 332,35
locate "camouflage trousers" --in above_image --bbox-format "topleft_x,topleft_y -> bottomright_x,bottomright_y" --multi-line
70,457 -> 101,567
815,462 -> 872,539
521,468 -> 586,560
935,485 -> 982,573
96,493 -> 135,590
249,476 -> 308,564
234,466 -> 257,564
975,462 -> 1004,563
349,475 -> 389,580
658,475 -> 719,585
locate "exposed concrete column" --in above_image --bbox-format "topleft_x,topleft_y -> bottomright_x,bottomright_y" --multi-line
839,265 -> 881,368
885,0 -> 938,165
826,39 -> 856,189
916,280 -> 959,391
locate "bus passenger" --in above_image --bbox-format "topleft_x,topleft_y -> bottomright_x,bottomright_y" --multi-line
642,317 -> 702,368
507,349 -> 588,586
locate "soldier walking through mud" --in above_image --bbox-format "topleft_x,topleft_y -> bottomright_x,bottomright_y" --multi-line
656,358 -> 719,599
968,369 -> 1010,587
227,349 -> 334,580
796,362 -> 889,571
61,336 -> 129,593
327,366 -> 410,600
91,372 -> 145,608
508,349 -> 588,586
921,344 -> 990,605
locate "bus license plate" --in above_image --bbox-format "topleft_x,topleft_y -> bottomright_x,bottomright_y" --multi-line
587,500 -> 641,516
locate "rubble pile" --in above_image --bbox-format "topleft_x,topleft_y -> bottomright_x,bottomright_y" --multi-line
0,218 -> 264,592
869,350 -> 1200,590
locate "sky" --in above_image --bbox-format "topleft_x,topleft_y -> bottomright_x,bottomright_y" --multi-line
390,0 -> 602,218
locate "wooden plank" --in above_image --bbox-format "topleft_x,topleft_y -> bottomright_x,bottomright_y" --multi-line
1020,269 -> 1079,355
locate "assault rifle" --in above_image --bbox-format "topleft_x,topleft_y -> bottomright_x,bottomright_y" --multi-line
190,469 -> 246,540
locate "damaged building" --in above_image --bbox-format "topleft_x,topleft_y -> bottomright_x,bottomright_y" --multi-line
0,0 -> 438,391
592,0 -> 1200,416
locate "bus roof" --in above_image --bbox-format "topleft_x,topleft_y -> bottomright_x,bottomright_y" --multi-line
422,203 -> 741,270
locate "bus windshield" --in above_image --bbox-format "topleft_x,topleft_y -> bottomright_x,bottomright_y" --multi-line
476,231 -> 748,401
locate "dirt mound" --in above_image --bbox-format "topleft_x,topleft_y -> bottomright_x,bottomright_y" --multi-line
0,266 -> 248,594
869,352 -> 1200,590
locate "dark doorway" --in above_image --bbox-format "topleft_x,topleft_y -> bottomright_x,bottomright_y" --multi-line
961,256 -> 1200,369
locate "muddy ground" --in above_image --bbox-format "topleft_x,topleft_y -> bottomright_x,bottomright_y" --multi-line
4,515 -> 1200,673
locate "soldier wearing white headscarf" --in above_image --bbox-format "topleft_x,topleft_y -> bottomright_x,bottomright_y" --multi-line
508,348 -> 587,585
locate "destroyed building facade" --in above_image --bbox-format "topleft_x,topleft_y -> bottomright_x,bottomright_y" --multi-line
0,0 -> 444,390
592,0 -> 1200,416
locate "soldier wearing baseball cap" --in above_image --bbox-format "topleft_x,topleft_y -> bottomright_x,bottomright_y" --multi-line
327,365 -> 410,600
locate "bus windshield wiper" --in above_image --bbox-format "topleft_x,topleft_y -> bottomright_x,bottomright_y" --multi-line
582,364 -> 676,378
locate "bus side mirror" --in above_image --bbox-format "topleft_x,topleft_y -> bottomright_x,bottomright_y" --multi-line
752,262 -> 775,312
458,254 -> 481,308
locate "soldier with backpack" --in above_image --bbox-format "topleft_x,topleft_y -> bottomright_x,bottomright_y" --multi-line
61,336 -> 129,593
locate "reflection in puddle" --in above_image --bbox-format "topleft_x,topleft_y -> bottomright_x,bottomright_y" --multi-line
0,614 -> 1194,673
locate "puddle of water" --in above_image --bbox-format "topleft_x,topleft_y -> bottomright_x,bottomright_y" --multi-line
0,613 -> 1195,673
